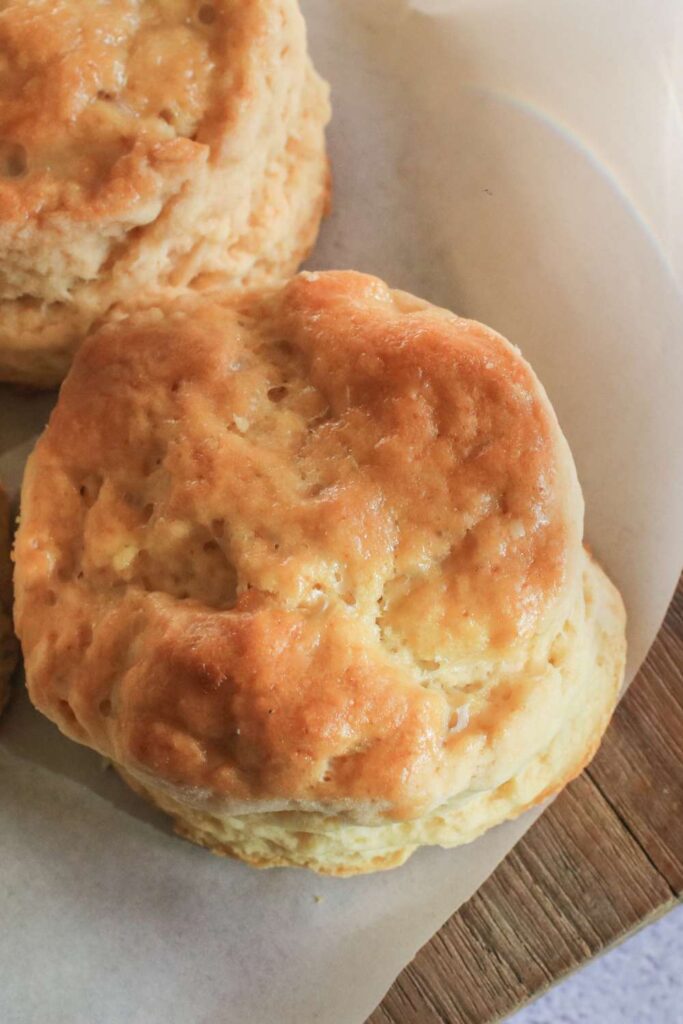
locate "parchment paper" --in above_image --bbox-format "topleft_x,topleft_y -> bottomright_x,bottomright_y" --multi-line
1,2 -> 682,1022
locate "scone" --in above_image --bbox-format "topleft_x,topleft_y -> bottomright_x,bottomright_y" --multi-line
14,271 -> 626,875
0,0 -> 330,388
0,484 -> 18,715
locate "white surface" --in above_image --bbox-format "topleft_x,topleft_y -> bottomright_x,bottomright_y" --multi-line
1,2 -> 683,1023
511,904 -> 683,1024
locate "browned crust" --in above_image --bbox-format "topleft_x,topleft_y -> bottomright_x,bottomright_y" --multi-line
114,579 -> 624,877
15,270 -> 590,830
0,1 -> 331,387
0,2 -> 278,221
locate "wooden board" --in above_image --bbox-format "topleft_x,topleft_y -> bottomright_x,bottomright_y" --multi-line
369,576 -> 683,1024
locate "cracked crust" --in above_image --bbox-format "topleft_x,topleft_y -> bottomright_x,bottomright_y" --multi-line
114,549 -> 625,874
0,0 -> 330,386
15,270 -> 626,872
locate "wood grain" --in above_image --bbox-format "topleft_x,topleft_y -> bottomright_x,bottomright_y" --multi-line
369,577 -> 683,1024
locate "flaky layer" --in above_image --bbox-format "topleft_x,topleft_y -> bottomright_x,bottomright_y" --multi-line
0,0 -> 330,386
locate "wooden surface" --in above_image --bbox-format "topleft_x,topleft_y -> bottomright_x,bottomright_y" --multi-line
369,577 -> 683,1024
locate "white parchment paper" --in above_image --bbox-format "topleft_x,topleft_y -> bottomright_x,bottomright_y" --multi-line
1,2 -> 682,1022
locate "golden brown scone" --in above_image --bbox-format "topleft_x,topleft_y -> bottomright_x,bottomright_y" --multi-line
14,271 -> 626,874
0,0 -> 330,387
0,484 -> 18,715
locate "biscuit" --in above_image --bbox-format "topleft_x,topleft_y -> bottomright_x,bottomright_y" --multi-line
14,271 -> 626,874
0,484 -> 17,715
0,0 -> 330,387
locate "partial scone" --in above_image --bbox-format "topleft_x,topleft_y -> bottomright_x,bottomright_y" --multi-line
14,271 -> 626,874
0,0 -> 330,387
0,484 -> 18,715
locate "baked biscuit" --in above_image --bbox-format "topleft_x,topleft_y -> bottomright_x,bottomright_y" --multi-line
14,271 -> 626,874
0,0 -> 330,387
0,484 -> 17,715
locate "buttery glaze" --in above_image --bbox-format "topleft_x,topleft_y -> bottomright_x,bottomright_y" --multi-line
0,0 -> 220,213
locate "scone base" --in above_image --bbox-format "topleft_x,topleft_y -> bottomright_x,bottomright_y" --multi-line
116,766 -> 413,876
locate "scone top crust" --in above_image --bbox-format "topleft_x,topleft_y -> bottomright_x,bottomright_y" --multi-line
0,0 -> 330,387
0,0 -> 259,220
15,271 -> 584,822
